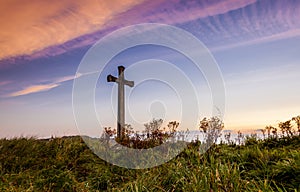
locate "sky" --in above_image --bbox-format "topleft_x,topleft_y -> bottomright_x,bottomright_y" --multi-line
0,0 -> 300,138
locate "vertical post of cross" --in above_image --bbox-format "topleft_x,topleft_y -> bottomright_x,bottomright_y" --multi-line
117,66 -> 125,139
107,66 -> 134,140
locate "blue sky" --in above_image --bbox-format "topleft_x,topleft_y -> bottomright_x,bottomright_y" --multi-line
0,0 -> 300,138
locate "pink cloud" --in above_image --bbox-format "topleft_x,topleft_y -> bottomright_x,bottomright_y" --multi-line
6,73 -> 82,97
8,84 -> 59,97
2,0 -> 299,62
0,81 -> 11,86
0,0 -> 257,62
112,0 -> 257,25
0,0 -> 144,60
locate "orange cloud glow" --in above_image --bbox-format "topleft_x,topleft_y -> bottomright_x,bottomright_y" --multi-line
7,73 -> 82,97
0,0 -> 143,60
9,84 -> 59,97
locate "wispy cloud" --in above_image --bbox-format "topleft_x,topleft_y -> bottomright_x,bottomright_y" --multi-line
212,29 -> 300,52
7,73 -> 82,97
0,0 -> 143,60
9,84 -> 60,97
200,0 -> 300,51
0,0 -> 257,63
27,0 -> 300,59
118,0 -> 257,25
53,74 -> 82,83
0,81 -> 11,87
1,0 -> 299,63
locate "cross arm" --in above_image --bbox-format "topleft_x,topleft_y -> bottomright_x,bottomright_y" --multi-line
107,74 -> 117,82
124,80 -> 134,87
107,74 -> 134,87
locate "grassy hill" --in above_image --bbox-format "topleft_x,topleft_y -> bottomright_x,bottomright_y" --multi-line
0,135 -> 299,191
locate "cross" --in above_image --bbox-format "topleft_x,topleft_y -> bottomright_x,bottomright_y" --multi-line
107,66 -> 134,140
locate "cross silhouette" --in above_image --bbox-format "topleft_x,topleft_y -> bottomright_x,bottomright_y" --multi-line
107,66 -> 134,139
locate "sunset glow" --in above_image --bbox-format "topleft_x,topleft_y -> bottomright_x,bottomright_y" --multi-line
0,0 -> 300,138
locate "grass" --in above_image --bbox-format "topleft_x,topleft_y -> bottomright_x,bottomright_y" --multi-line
0,135 -> 299,191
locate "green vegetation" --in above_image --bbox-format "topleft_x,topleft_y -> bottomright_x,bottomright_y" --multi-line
0,134 -> 299,191
1,115 -> 300,191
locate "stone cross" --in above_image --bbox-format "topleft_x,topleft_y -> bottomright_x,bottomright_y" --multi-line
107,66 -> 134,139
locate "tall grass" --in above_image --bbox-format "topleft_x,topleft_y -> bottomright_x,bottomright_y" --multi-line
0,136 -> 299,191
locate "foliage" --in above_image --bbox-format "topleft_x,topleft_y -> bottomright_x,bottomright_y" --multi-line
264,115 -> 300,140
0,135 -> 299,191
292,115 -> 300,133
199,116 -> 224,146
279,120 -> 293,137
106,119 -> 180,149
1,115 -> 300,191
